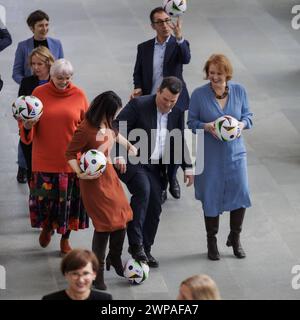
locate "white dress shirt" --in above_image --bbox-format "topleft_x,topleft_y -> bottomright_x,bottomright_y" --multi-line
150,109 -> 171,160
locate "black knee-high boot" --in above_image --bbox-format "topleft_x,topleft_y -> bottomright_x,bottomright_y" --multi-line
226,208 -> 246,258
92,231 -> 109,290
106,229 -> 126,277
204,216 -> 220,260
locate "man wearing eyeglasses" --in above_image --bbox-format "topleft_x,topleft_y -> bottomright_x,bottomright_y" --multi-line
130,6 -> 191,204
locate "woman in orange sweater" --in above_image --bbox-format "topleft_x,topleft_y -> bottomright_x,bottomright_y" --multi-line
66,91 -> 135,290
20,59 -> 89,255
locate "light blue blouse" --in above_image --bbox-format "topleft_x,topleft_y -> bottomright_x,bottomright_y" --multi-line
187,81 -> 253,217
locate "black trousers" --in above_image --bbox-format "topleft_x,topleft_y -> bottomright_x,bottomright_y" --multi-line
161,164 -> 180,190
117,163 -> 162,250
19,140 -> 32,182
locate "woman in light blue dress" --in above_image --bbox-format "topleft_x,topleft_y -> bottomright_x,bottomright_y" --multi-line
188,54 -> 253,261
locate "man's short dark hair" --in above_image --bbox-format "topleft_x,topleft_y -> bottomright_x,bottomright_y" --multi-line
27,10 -> 49,28
150,7 -> 166,23
159,76 -> 183,95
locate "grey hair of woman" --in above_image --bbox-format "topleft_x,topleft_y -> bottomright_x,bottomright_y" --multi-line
50,58 -> 74,77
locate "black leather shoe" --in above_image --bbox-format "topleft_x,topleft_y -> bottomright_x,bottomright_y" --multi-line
169,177 -> 180,199
17,166 -> 27,184
128,245 -> 148,263
161,190 -> 167,204
145,251 -> 159,268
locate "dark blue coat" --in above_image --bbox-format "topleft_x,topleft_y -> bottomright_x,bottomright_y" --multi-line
133,35 -> 191,112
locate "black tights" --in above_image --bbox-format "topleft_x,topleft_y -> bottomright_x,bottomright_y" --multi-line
61,230 -> 71,239
230,207 -> 246,216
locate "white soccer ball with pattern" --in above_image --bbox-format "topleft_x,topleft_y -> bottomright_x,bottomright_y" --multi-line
14,95 -> 43,121
163,0 -> 187,17
12,95 -> 25,120
80,149 -> 107,176
214,115 -> 240,142
123,258 -> 149,284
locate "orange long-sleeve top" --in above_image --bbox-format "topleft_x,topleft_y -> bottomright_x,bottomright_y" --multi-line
20,80 -> 88,173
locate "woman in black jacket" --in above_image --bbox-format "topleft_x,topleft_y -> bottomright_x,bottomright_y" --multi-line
17,46 -> 54,183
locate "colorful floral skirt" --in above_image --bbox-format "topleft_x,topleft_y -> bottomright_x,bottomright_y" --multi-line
29,172 -> 89,234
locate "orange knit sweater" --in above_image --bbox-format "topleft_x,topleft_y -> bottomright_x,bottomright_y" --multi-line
20,81 -> 88,173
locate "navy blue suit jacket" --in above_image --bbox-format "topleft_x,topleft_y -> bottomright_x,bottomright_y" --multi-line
115,94 -> 192,180
133,35 -> 191,112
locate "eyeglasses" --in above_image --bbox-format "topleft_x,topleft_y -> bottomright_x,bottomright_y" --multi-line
152,18 -> 172,25
68,271 -> 94,280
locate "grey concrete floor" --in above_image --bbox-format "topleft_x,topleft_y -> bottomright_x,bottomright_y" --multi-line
0,0 -> 300,300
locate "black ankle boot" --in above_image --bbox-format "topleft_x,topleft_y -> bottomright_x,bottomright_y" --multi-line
204,216 -> 220,261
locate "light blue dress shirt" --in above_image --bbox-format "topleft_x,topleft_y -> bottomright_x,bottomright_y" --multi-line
150,109 -> 170,160
151,36 -> 185,94
151,36 -> 170,94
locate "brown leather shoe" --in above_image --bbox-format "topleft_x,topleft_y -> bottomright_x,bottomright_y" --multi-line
39,228 -> 52,248
60,238 -> 72,255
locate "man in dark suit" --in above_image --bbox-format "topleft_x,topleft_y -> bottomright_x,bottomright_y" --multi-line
130,7 -> 191,203
115,77 -> 194,267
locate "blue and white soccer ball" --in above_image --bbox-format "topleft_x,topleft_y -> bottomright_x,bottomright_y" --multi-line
214,115 -> 240,142
123,258 -> 149,284
163,0 -> 187,17
80,149 -> 107,176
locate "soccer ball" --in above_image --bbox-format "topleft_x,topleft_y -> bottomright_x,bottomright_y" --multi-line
163,0 -> 187,17
13,95 -> 43,121
123,258 -> 149,284
12,95 -> 25,120
214,115 -> 240,142
80,149 -> 107,176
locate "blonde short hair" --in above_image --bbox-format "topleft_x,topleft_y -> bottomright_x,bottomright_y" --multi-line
50,58 -> 74,77
180,274 -> 221,300
203,54 -> 233,81
28,46 -> 55,69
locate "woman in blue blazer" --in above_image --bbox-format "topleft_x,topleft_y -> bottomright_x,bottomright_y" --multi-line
12,10 -> 63,84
